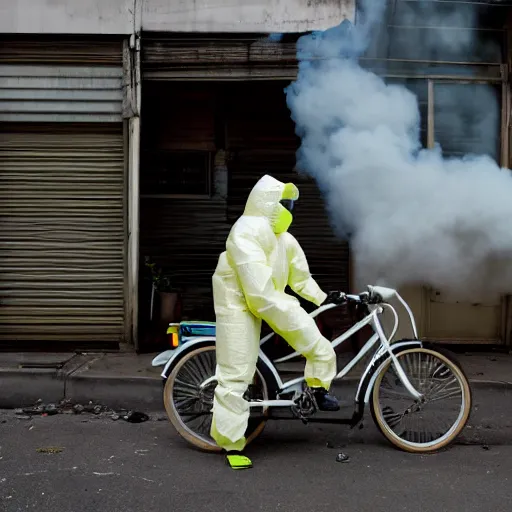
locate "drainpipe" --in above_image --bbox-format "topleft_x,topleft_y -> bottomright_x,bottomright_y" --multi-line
126,1 -> 142,350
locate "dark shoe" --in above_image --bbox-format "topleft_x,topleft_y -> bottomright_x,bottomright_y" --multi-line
312,388 -> 340,412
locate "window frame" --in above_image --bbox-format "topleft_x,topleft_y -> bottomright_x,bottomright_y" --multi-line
140,149 -> 213,199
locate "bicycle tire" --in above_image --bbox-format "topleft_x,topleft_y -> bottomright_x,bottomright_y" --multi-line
370,347 -> 472,453
164,345 -> 268,452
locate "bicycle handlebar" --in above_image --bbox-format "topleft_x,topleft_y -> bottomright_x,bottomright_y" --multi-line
324,286 -> 419,339
325,286 -> 398,306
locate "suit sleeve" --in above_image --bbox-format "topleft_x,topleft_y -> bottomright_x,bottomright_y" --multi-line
226,226 -> 314,336
283,233 -> 327,307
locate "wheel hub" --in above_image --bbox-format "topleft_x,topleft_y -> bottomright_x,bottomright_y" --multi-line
199,381 -> 217,406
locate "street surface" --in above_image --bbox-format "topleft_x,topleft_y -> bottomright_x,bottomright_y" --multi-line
1,386 -> 512,512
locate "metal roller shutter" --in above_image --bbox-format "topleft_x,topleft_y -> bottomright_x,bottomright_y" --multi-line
0,124 -> 125,348
142,35 -> 298,81
0,38 -> 123,123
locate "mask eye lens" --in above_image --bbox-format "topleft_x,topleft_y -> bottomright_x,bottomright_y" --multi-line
280,199 -> 294,212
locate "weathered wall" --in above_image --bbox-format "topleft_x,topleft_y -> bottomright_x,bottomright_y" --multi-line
142,0 -> 355,33
0,0 -> 355,34
0,0 -> 135,34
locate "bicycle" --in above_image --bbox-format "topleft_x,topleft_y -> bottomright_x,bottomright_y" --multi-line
152,285 -> 472,454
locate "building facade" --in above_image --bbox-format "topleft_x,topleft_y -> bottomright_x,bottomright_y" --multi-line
0,0 -> 511,350
0,0 -> 354,350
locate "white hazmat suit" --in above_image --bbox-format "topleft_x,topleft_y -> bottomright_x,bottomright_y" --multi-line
210,175 -> 337,452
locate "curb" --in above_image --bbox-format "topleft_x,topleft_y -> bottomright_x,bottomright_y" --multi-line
0,351 -> 164,411
1,368 -> 510,411
0,367 -> 163,411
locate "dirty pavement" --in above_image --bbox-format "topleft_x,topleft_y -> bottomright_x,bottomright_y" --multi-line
1,385 -> 512,512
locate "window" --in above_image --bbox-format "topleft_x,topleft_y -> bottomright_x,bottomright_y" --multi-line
385,79 -> 502,163
141,150 -> 212,197
433,83 -> 501,161
387,78 -> 428,147
364,0 -> 505,64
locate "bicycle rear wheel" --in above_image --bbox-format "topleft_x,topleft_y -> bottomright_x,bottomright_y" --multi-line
163,345 -> 268,452
370,347 -> 471,453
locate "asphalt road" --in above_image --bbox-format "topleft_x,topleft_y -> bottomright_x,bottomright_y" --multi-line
1,387 -> 512,512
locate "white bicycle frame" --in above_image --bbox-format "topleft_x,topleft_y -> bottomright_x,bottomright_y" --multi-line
199,287 -> 423,409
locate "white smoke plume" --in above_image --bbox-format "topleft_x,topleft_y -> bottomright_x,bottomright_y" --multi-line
286,0 -> 512,300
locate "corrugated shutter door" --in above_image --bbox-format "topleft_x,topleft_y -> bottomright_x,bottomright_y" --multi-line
0,124 -> 125,348
0,39 -> 123,123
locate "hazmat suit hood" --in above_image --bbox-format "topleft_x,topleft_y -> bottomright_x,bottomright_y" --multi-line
243,175 -> 299,234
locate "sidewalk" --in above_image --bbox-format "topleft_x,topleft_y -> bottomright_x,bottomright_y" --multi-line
0,348 -> 511,411
0,348 -> 163,411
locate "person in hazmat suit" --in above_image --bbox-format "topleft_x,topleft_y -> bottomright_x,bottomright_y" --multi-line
210,174 -> 339,469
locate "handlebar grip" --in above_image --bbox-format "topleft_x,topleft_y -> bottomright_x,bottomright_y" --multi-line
358,292 -> 370,303
367,285 -> 397,302
324,291 -> 347,305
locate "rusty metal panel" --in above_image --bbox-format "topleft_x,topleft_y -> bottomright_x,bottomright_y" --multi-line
142,34 -> 505,82
0,39 -> 123,122
142,36 -> 299,80
0,39 -> 123,66
0,123 -> 126,347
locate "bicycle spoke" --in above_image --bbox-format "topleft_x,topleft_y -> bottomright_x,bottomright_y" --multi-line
426,388 -> 463,403
182,360 -> 203,384
175,397 -> 198,411
377,350 -> 466,447
169,347 -> 267,448
174,377 -> 200,394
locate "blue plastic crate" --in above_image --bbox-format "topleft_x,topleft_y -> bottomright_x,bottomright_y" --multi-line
180,321 -> 216,339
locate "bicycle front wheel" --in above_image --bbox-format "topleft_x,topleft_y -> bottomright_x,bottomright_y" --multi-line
370,347 -> 472,453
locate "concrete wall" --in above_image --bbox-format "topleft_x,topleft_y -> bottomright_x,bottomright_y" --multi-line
142,0 -> 355,33
0,0 -> 355,34
0,0 -> 135,34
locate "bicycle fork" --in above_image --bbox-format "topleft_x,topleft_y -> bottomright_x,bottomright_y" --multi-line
374,318 -> 423,401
